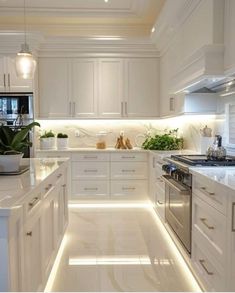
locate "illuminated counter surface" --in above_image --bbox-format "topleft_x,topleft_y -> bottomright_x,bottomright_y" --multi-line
0,158 -> 69,215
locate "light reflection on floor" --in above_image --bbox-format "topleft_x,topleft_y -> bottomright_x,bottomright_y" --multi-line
45,203 -> 201,292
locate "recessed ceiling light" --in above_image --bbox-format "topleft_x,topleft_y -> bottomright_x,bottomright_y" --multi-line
104,0 -> 109,3
151,27 -> 155,33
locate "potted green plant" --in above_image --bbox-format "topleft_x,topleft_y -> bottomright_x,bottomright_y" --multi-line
40,130 -> 56,150
142,129 -> 184,150
0,122 -> 40,172
57,133 -> 69,150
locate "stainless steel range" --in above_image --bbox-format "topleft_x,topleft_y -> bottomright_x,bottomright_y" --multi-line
162,154 -> 235,255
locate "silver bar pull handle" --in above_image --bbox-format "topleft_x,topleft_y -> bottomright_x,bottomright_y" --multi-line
200,218 -> 214,230
3,74 -> 6,87
157,200 -> 164,205
73,102 -> 76,117
69,102 -> 72,116
26,231 -> 32,237
200,187 -> 215,196
199,259 -> 213,275
121,102 -> 124,116
28,197 -> 40,209
232,203 -> 235,232
8,73 -> 10,88
125,102 -> 128,116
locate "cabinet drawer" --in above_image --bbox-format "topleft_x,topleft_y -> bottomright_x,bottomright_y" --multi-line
110,180 -> 148,199
193,174 -> 228,214
72,180 -> 109,198
36,151 -> 71,159
111,162 -> 147,180
111,152 -> 147,162
72,152 -> 109,162
192,195 -> 227,265
192,233 -> 226,292
72,162 -> 109,180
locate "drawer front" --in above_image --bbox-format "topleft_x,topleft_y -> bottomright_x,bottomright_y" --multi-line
36,151 -> 71,159
72,162 -> 109,180
72,180 -> 109,198
154,187 -> 165,221
192,195 -> 227,265
192,233 -> 226,292
111,152 -> 147,162
193,174 -> 228,214
110,180 -> 148,199
111,162 -> 147,180
72,152 -> 109,162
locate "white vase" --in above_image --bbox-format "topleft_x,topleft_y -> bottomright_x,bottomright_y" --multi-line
0,153 -> 23,172
57,138 -> 69,150
40,137 -> 56,150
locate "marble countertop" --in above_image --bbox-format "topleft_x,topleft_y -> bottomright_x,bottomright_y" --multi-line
0,158 -> 69,214
190,167 -> 235,191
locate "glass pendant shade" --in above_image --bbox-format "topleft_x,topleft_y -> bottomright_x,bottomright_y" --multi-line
15,43 -> 36,79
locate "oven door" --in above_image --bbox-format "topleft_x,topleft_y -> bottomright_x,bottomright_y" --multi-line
162,175 -> 192,254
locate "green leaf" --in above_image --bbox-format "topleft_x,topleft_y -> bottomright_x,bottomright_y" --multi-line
11,122 -> 40,148
1,126 -> 14,145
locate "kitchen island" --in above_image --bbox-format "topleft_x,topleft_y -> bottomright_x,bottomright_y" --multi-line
0,158 -> 69,292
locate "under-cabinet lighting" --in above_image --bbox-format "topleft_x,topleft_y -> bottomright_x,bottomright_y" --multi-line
149,208 -> 202,292
44,235 -> 68,292
151,27 -> 155,33
69,256 -> 151,266
220,91 -> 235,97
68,202 -> 151,209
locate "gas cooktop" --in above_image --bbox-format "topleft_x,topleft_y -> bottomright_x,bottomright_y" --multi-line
171,155 -> 235,166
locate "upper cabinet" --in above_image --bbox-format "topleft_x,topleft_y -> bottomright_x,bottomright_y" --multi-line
37,57 -> 160,119
224,0 -> 235,74
0,56 -> 33,92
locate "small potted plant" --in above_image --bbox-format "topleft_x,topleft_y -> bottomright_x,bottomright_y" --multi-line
0,122 -> 40,172
57,133 -> 69,150
40,130 -> 56,150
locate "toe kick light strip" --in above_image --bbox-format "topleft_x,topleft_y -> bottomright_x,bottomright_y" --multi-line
69,256 -> 151,265
68,202 -> 151,209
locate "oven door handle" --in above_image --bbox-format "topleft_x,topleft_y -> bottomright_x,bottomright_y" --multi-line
162,175 -> 190,195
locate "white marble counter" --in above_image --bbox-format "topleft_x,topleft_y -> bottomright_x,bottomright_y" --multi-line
190,167 -> 235,191
0,158 -> 69,214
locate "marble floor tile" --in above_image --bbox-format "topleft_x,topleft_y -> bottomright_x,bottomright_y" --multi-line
46,206 -> 201,292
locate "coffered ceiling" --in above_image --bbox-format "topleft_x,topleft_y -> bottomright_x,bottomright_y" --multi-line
0,0 -> 165,38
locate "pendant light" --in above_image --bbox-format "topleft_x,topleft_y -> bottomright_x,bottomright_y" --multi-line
15,0 -> 36,79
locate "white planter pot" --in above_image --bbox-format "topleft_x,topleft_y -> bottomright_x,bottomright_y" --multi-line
0,153 -> 23,172
40,137 -> 56,150
57,138 -> 69,150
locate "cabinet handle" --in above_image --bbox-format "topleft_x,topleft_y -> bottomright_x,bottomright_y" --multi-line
232,203 -> 235,232
156,161 -> 163,165
3,74 -> 6,87
156,177 -> 164,183
28,197 -> 40,208
125,102 -> 128,116
73,102 -> 76,117
84,156 -> 98,159
157,200 -> 164,205
199,259 -> 213,276
200,218 -> 214,230
200,187 -> 215,197
84,187 -> 98,191
8,73 -> 10,88
122,187 -> 136,191
121,156 -> 136,159
26,231 -> 32,237
84,169 -> 98,173
122,169 -> 135,173
152,157 -> 155,168
169,97 -> 175,112
57,173 -> 62,178
121,102 -> 124,116
69,102 -> 72,116
45,184 -> 53,192
62,184 -> 66,188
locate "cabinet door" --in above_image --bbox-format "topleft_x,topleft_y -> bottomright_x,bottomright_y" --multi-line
38,58 -> 70,118
6,57 -> 33,92
98,59 -> 124,118
72,59 -> 98,117
0,57 -> 6,92
24,209 -> 43,292
125,58 -> 159,117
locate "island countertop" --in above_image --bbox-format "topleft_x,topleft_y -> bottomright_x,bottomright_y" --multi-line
0,158 -> 69,214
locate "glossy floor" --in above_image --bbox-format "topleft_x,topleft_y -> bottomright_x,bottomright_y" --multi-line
46,204 -> 201,292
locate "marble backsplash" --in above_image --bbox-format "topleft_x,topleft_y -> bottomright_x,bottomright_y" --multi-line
35,114 -> 224,153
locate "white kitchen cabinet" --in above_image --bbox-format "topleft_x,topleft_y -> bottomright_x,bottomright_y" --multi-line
72,58 -> 98,117
0,56 -> 33,92
38,57 -> 159,119
125,58 -> 159,117
24,205 -> 43,292
38,58 -> 71,118
224,0 -> 235,74
98,59 -> 124,118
